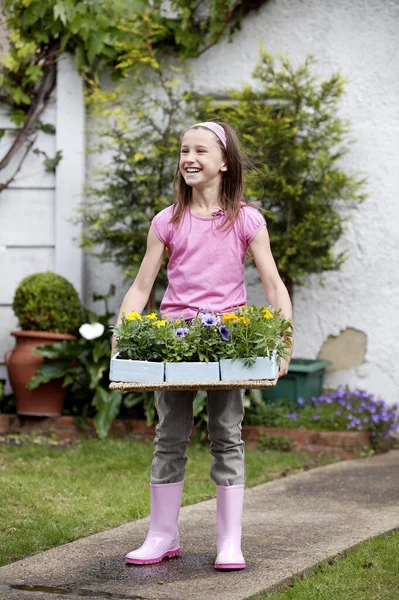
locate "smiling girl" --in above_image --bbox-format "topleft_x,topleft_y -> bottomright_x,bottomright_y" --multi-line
113,121 -> 293,570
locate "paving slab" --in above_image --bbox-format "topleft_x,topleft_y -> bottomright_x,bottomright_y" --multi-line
1,450 -> 398,600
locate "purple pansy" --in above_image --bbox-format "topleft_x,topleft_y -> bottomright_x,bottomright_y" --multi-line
175,327 -> 190,338
219,325 -> 230,342
201,312 -> 220,327
287,412 -> 297,419
297,397 -> 305,407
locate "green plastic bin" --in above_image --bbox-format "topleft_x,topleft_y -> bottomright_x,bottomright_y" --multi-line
263,358 -> 332,403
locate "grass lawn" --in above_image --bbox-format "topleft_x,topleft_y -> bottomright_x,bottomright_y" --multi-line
0,435 -> 338,566
250,530 -> 399,600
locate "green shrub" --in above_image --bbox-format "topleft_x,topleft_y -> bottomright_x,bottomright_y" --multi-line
12,272 -> 82,334
210,51 -> 367,298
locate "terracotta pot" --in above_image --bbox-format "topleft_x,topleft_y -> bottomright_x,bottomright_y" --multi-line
4,331 -> 77,417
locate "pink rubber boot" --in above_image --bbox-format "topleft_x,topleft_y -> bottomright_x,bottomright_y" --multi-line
214,484 -> 246,570
125,481 -> 183,565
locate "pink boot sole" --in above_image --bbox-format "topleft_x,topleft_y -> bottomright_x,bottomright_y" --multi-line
214,562 -> 246,570
125,547 -> 180,565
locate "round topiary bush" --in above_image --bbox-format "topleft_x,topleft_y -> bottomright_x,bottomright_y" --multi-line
12,272 -> 82,334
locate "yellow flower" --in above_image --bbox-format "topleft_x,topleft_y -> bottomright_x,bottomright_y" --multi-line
153,320 -> 166,327
222,312 -> 239,323
175,319 -> 182,324
237,316 -> 250,324
145,313 -> 158,320
262,307 -> 273,319
127,311 -> 142,321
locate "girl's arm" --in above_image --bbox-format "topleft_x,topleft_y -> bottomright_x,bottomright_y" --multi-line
111,225 -> 166,356
249,226 -> 293,375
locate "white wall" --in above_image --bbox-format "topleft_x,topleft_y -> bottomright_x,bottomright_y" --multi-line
0,54 -> 85,393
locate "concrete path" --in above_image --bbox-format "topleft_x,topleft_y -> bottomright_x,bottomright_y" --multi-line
1,450 -> 398,600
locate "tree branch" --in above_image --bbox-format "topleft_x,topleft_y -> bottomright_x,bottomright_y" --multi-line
0,47 -> 58,172
0,135 -> 36,191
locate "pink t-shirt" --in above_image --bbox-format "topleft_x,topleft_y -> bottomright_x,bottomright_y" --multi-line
152,204 -> 266,319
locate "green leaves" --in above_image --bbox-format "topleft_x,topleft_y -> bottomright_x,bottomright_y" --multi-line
92,387 -> 123,439
32,149 -> 63,173
36,122 -> 56,135
26,359 -> 73,390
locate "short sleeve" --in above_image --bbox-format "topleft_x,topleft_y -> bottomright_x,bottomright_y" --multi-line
243,206 -> 266,244
151,206 -> 174,246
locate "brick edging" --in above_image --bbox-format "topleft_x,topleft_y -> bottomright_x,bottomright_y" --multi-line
0,414 -> 370,457
241,425 -> 370,458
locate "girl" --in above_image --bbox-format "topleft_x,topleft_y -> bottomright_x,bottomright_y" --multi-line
112,121 -> 293,570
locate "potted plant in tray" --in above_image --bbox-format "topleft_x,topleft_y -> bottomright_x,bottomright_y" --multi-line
110,310 -> 221,384
218,305 -> 292,381
162,312 -> 222,383
110,305 -> 292,384
110,311 -> 166,384
4,272 -> 82,416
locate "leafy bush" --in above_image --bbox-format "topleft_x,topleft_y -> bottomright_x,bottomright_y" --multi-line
211,51 -> 367,297
12,272 -> 82,334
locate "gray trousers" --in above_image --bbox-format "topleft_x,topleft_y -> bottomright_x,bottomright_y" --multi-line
151,389 -> 245,486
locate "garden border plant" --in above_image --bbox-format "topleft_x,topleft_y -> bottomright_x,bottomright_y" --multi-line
244,387 -> 399,452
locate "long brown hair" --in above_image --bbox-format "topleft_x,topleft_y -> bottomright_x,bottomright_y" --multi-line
171,121 -> 249,228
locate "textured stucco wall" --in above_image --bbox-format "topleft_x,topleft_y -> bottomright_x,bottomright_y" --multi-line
86,0 -> 399,406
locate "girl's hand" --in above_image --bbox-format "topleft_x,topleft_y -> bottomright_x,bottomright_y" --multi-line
279,357 -> 291,377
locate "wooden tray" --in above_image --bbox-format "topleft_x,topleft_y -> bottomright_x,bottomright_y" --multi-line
109,374 -> 279,392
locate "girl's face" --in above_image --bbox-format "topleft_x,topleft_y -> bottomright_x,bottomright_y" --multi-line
179,128 -> 227,190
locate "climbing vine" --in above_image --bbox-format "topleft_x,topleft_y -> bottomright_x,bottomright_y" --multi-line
0,0 -> 268,192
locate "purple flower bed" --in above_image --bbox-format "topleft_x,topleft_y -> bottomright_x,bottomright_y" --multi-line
245,387 -> 399,451
294,388 -> 398,449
